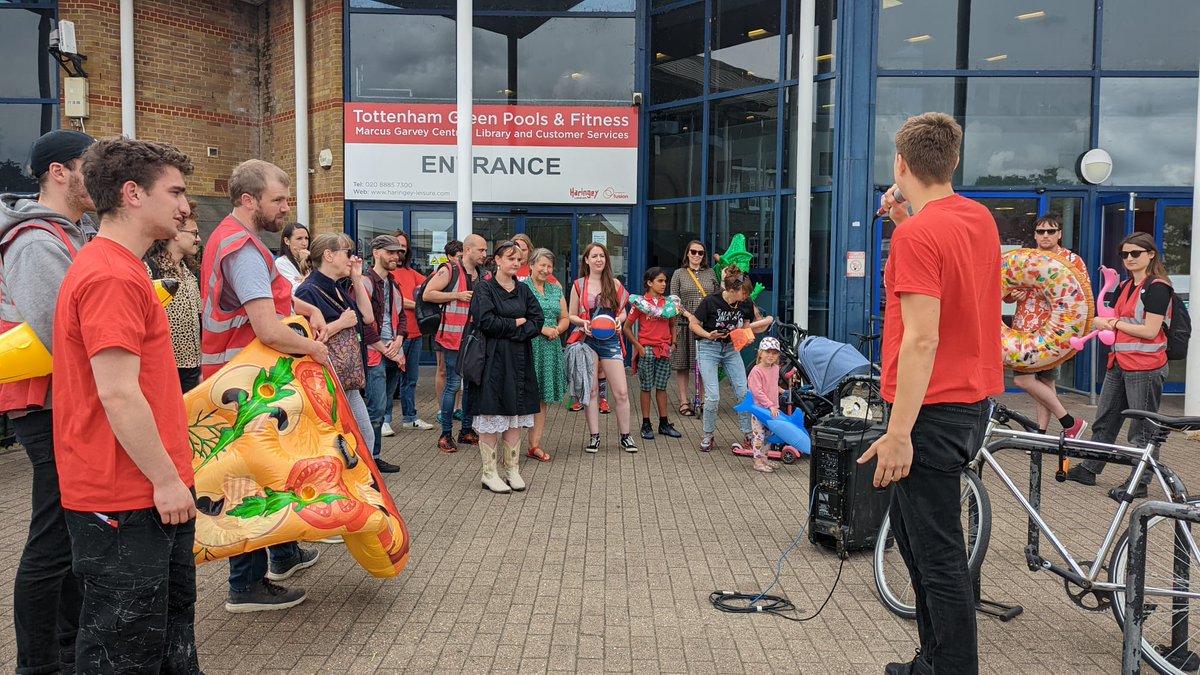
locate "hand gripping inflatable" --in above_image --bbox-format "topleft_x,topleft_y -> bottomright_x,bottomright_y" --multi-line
0,278 -> 179,385
1001,249 -> 1094,373
713,234 -> 764,301
185,316 -> 409,578
732,392 -> 812,455
1069,266 -> 1120,351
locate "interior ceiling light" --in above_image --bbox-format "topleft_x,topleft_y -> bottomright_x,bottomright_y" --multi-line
816,53 -> 833,61
1017,10 -> 1046,20
655,52 -> 669,60
747,28 -> 770,39
745,114 -> 756,120
906,34 -> 932,43
995,206 -> 1015,211
985,54 -> 1008,62
820,103 -> 835,109
569,72 -> 582,79
883,0 -> 903,8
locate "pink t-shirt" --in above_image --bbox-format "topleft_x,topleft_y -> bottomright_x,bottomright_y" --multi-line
747,364 -> 784,412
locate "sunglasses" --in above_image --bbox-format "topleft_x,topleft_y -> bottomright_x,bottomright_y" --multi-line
688,249 -> 705,256
1034,229 -> 1059,236
494,241 -> 520,255
1120,249 -> 1150,260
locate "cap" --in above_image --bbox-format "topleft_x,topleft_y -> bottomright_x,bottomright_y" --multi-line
759,337 -> 781,352
370,234 -> 403,251
28,130 -> 95,178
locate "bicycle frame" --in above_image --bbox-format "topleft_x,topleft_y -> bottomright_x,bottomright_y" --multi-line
973,423 -> 1200,597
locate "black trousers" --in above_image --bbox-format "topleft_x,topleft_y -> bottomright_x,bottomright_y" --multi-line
64,506 -> 200,674
177,367 -> 200,394
12,410 -> 81,675
889,401 -> 990,675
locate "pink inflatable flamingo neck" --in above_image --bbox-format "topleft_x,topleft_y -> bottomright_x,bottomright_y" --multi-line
1070,266 -> 1120,351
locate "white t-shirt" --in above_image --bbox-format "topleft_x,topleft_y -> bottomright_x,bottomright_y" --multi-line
275,255 -> 304,291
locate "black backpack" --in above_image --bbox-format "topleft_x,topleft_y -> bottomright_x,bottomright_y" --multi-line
1166,289 -> 1192,361
413,262 -> 460,337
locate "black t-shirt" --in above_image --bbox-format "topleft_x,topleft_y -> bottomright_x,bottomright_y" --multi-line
1110,279 -> 1171,318
694,293 -> 755,341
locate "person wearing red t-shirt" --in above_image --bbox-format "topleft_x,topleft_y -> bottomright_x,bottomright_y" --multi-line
624,267 -> 683,440
387,230 -> 434,431
859,113 -> 1002,675
53,138 -> 200,673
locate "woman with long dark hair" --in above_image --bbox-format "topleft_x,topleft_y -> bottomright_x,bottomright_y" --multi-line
1067,232 -> 1173,498
275,222 -> 309,290
669,239 -> 719,417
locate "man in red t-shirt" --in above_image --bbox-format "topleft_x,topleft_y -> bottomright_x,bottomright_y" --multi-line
53,138 -> 200,673
859,113 -> 1002,675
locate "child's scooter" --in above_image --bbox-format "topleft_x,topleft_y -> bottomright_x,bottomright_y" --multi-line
730,391 -> 809,465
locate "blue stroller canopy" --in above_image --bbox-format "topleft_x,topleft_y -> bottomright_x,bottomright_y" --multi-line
797,336 -> 872,397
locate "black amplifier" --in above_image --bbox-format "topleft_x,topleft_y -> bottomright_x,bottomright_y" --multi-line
807,416 -> 890,558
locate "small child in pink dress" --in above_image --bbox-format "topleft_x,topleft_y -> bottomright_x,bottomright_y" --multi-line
745,337 -> 791,473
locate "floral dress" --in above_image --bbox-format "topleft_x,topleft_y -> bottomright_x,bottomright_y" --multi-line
525,278 -> 568,404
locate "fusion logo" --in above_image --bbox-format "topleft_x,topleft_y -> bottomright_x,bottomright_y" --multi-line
569,187 -> 599,199
602,187 -> 629,200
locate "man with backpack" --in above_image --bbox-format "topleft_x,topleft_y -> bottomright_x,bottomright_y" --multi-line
421,233 -> 487,452
362,234 -> 407,472
0,129 -> 94,675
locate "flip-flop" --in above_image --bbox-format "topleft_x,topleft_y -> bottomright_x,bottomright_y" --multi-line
527,446 -> 551,462
678,403 -> 696,417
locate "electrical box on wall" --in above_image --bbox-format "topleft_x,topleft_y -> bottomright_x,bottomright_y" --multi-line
64,77 -> 89,118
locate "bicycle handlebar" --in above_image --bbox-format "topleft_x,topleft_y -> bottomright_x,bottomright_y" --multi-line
990,401 -> 1040,433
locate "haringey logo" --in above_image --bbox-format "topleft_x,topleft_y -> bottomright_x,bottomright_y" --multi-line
602,187 -> 629,200
569,187 -> 598,200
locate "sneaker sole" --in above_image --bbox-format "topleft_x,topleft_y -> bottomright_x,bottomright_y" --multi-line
224,594 -> 307,613
265,554 -> 320,582
585,447 -> 599,453
623,447 -> 638,453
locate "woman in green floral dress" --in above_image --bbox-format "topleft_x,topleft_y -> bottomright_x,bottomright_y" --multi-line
524,248 -> 569,461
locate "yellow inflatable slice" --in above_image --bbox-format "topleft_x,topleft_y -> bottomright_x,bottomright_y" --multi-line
185,316 -> 409,579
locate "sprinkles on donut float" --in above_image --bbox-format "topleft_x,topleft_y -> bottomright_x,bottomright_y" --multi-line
1001,248 -> 1094,373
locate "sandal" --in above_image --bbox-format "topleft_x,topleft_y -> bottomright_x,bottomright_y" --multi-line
678,403 -> 696,417
527,446 -> 551,462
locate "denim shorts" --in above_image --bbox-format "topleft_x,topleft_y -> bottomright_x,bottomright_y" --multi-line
586,335 -> 623,361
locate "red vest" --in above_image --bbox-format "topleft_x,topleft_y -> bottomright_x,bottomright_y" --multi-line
1110,278 -> 1170,372
435,261 -> 473,351
200,216 -> 293,378
0,221 -> 80,414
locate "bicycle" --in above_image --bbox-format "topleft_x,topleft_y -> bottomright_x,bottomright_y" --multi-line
873,400 -> 1200,675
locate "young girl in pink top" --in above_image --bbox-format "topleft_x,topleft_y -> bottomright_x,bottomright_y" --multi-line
746,337 -> 789,473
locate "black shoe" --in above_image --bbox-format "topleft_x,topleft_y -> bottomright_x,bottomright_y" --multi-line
225,579 -> 306,613
266,547 -> 320,581
884,650 -> 926,675
640,420 -> 654,440
438,432 -> 458,453
1064,465 -> 1097,486
374,458 -> 400,473
458,429 -> 479,446
658,422 -> 682,438
620,434 -> 639,453
1109,483 -> 1149,502
585,434 -> 601,453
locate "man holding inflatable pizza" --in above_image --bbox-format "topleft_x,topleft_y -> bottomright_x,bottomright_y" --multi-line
1005,213 -> 1090,439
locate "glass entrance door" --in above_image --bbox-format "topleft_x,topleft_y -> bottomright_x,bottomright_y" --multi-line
525,215 -> 574,284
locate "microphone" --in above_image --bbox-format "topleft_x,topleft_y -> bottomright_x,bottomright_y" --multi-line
876,188 -> 906,217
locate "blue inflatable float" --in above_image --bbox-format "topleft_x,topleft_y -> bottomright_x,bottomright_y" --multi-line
732,393 -> 812,455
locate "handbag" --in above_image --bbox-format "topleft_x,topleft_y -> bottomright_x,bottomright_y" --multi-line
455,284 -> 487,386
317,286 -> 366,390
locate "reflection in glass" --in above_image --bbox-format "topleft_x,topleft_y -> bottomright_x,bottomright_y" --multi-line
650,3 -> 706,104
708,93 -> 779,196
874,77 -> 1091,187
412,210 -> 455,276
808,192 -> 831,336
1163,203 -> 1192,386
1099,78 -> 1198,187
473,215 -> 517,250
812,81 -> 834,187
1048,197 -> 1084,251
0,10 -> 55,100
808,0 -> 837,76
351,0 -> 634,9
647,202 -> 701,271
977,197 -> 1041,249
355,210 -> 406,257
968,0 -> 1093,70
649,105 -> 703,199
711,0 -> 781,93
525,216 -> 575,284
708,197 -> 777,315
577,213 -> 629,284
1102,0 -> 1200,70
876,0 -> 959,70
0,104 -> 54,194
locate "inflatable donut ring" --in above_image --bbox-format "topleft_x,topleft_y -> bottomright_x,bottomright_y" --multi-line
629,294 -> 682,319
1001,249 -> 1094,373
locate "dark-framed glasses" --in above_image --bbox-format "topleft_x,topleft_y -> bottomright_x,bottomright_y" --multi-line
1120,249 -> 1150,259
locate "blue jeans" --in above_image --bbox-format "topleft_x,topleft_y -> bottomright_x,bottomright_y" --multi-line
367,359 -> 402,456
440,347 -> 473,434
227,544 -> 300,593
696,340 -> 751,436
399,338 -> 423,423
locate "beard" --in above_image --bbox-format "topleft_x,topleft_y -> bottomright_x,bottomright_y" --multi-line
67,171 -> 96,215
253,207 -> 282,233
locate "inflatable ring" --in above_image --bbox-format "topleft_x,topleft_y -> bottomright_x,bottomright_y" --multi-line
629,294 -> 682,319
1001,249 -> 1094,373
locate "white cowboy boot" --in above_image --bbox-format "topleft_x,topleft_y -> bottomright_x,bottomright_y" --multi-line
499,438 -> 526,492
480,442 -> 511,494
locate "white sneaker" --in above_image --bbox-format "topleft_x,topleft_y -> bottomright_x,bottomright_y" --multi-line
404,419 -> 435,431
381,422 -> 395,437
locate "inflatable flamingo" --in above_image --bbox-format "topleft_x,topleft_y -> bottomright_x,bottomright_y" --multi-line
1070,266 -> 1119,351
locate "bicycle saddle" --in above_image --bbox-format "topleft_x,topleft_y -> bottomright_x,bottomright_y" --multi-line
850,332 -> 881,343
1121,409 -> 1200,432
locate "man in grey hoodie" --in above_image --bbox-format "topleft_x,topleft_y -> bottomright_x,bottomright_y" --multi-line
0,129 -> 94,675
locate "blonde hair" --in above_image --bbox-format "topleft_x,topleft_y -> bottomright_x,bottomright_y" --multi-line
307,232 -> 353,270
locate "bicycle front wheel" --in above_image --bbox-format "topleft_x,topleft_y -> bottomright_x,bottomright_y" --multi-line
873,468 -> 992,620
1111,514 -> 1200,675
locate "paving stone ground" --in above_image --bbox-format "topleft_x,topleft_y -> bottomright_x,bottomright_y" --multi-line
0,371 -> 1197,673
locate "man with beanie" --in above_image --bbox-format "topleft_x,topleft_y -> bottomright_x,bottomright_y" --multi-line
0,128 -> 94,675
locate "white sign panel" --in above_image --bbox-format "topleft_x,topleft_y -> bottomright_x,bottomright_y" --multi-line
345,103 -> 638,205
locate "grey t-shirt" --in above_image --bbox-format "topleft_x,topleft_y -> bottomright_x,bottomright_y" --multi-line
219,246 -> 275,314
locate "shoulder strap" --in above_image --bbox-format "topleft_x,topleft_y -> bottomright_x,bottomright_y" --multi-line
686,268 -> 708,298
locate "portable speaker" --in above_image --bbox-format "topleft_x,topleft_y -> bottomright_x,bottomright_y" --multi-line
807,416 -> 891,558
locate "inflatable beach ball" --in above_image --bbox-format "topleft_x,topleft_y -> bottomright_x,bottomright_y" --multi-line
590,314 -> 618,340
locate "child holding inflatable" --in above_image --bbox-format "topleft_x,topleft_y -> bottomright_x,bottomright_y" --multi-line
745,338 -> 793,473
624,267 -> 684,441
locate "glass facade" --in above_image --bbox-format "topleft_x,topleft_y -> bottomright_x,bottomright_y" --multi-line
0,5 -> 58,195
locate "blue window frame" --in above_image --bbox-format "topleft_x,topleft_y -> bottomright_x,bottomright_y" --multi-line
0,2 -> 60,195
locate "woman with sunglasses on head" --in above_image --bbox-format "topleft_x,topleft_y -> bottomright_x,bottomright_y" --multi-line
1066,232 -> 1172,499
467,240 -> 543,493
669,240 -> 719,417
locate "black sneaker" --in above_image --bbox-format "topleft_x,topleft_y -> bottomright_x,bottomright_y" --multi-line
884,649 -> 929,675
658,422 -> 682,438
1064,465 -> 1097,486
458,429 -> 479,446
438,432 -> 458,453
1109,483 -> 1149,502
620,434 -> 639,453
266,547 -> 320,581
374,458 -> 400,474
640,420 -> 654,440
585,434 -> 601,453
225,579 -> 306,613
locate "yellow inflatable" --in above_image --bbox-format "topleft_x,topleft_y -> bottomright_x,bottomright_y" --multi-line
185,316 -> 409,578
1001,249 -> 1094,373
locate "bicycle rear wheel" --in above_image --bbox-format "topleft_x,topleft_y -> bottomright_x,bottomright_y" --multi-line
874,468 -> 991,620
1111,514 -> 1200,675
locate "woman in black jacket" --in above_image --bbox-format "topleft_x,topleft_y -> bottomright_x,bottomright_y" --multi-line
468,240 -> 544,494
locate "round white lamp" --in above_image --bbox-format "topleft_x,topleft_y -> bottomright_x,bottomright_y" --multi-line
1077,148 -> 1113,185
